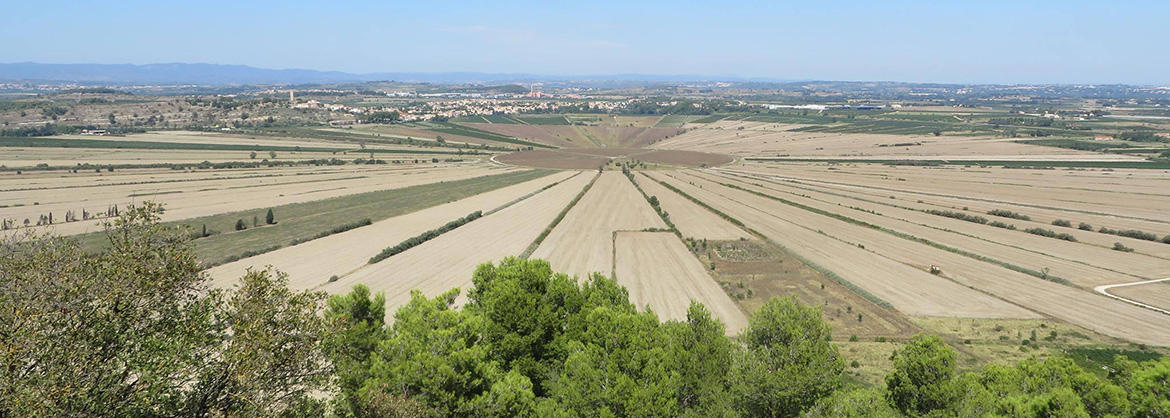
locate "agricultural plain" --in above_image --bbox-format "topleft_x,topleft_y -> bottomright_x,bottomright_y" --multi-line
5,100 -> 1169,383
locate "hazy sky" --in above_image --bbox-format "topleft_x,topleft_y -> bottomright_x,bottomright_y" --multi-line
2,0 -> 1166,84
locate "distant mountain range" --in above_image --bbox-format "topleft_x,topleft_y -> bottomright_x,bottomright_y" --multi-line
0,62 -> 784,86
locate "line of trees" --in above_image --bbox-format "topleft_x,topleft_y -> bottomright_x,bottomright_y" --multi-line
926,209 -> 989,225
368,211 -> 482,264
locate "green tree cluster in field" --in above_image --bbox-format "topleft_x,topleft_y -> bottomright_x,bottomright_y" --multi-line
3,203 -> 1170,417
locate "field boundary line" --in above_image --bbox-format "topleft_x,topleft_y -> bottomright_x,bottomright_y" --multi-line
367,171 -> 573,265
1095,278 -> 1170,316
706,172 -> 1076,287
644,171 -> 895,309
720,169 -> 1170,263
484,171 -> 581,216
520,172 -> 600,259
709,169 -> 1163,281
714,167 -> 1170,226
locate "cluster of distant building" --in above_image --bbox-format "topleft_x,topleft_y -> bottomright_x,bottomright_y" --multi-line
760,103 -> 887,111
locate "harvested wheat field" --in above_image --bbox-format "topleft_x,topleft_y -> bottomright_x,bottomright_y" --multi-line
645,171 -> 1035,319
722,162 -> 1170,256
1,162 -> 511,237
531,172 -> 666,279
1108,282 -> 1170,311
664,170 -> 1170,346
653,124 -> 1144,161
319,172 -> 594,313
702,170 -> 1170,285
632,172 -> 747,240
733,162 -> 1170,227
206,170 -> 578,289
614,231 -> 748,334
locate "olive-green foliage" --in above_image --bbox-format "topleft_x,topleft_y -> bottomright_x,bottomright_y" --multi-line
343,258 -> 815,417
324,284 -> 387,414
884,333 -> 1146,418
1111,355 -> 1170,417
804,388 -> 899,418
369,211 -> 482,264
886,334 -> 958,416
731,296 -> 846,417
0,202 -> 329,417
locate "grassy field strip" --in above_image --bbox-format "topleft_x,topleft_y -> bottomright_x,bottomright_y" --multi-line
530,172 -> 666,280
716,167 -> 1170,257
614,231 -> 749,335
520,172 -> 600,258
702,171 -> 1168,287
643,172 -> 1023,317
574,125 -> 606,147
206,170 -> 574,289
8,164 -> 512,238
669,171 -> 1170,346
715,168 -> 1170,261
632,172 -> 748,240
318,173 -> 596,317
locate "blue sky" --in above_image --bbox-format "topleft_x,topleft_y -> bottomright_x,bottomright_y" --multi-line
2,1 -> 1166,84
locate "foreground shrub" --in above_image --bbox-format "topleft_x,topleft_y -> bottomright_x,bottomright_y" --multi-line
0,202 -> 329,417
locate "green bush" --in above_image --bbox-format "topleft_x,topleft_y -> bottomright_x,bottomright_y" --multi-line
369,211 -> 482,264
1051,219 -> 1072,227
988,221 -> 1016,230
1024,227 -> 1076,242
1099,227 -> 1159,241
927,209 -> 988,224
988,209 -> 1031,221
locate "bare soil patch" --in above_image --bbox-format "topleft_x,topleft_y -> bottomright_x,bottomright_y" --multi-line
495,150 -> 609,170
497,148 -> 732,169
